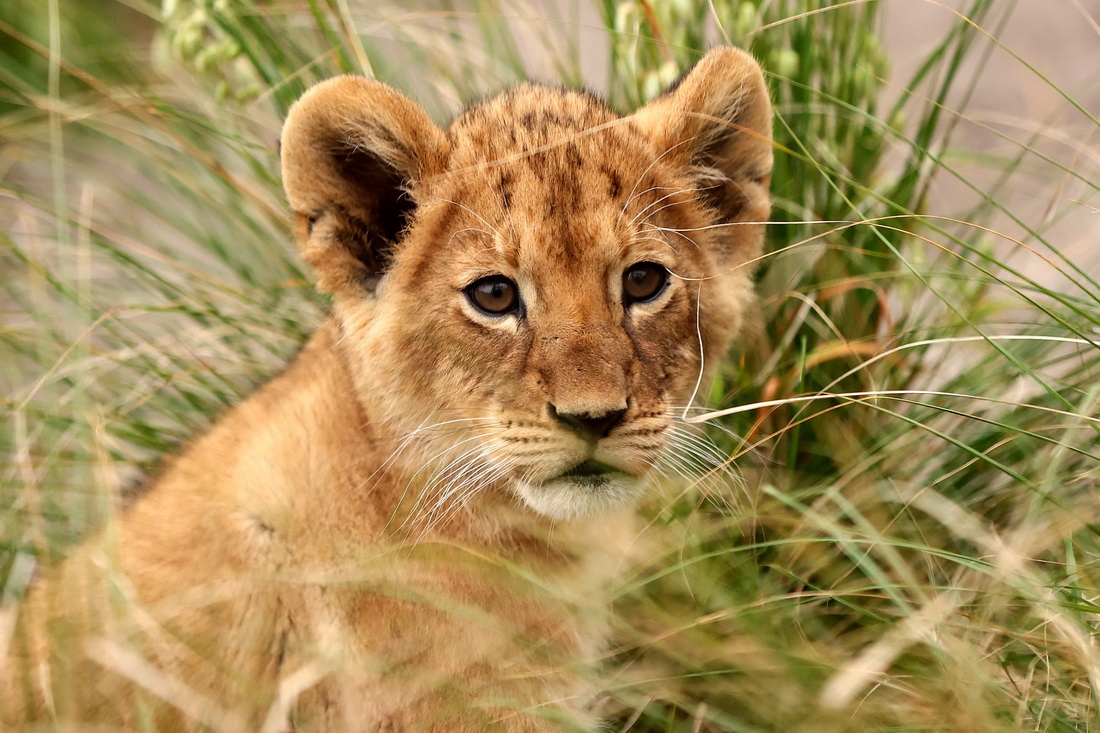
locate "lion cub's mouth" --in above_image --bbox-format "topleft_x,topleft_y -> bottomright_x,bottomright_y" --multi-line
562,460 -> 619,478
518,459 -> 643,518
556,460 -> 630,488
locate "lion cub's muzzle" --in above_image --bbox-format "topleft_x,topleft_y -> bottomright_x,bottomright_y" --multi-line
503,396 -> 665,520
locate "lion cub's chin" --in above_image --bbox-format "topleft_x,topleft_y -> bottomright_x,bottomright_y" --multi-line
514,471 -> 646,520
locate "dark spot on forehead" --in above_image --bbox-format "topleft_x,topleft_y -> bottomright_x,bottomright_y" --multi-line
528,151 -> 548,178
604,167 -> 622,200
565,144 -> 583,170
542,110 -> 565,128
497,172 -> 513,209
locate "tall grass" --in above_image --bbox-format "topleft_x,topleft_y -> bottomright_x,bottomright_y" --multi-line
2,0 -> 1098,730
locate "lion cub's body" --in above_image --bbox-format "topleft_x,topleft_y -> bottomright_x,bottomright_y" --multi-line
2,49 -> 771,731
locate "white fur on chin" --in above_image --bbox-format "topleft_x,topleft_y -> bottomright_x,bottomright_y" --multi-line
513,474 -> 646,520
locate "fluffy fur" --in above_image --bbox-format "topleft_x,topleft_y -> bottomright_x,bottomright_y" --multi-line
1,47 -> 772,731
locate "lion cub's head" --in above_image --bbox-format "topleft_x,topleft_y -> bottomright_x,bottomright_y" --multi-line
280,48 -> 771,520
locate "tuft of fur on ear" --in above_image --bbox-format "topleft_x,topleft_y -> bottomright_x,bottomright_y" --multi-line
281,76 -> 449,298
633,47 -> 773,267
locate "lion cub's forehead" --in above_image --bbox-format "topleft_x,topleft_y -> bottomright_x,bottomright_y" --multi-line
438,85 -> 674,268
448,84 -> 628,157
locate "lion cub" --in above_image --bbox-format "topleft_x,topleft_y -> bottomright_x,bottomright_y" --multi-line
2,48 -> 771,731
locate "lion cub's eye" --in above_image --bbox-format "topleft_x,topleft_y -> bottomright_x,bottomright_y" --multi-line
466,275 -> 520,316
622,262 -> 669,305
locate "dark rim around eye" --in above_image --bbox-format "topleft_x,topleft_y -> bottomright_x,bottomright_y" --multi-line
466,275 -> 520,316
622,262 -> 669,305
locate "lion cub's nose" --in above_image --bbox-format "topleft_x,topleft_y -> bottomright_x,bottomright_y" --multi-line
548,403 -> 627,443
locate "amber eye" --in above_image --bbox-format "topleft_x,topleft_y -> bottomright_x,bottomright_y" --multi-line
622,262 -> 669,305
466,275 -> 520,316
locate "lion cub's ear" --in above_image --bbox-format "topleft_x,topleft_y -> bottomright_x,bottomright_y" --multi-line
633,47 -> 773,266
281,77 -> 449,298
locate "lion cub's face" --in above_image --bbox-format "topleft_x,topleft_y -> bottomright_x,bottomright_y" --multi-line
281,49 -> 772,519
379,98 -> 723,518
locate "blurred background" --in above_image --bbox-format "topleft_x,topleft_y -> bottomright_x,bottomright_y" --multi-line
2,1 -> 1099,730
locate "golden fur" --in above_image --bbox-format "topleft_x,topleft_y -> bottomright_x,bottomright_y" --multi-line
1,48 -> 772,731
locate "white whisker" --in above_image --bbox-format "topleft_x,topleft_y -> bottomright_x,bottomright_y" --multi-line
682,281 -> 706,420
616,137 -> 696,226
628,185 -> 714,228
389,435 -> 491,532
429,194 -> 502,240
